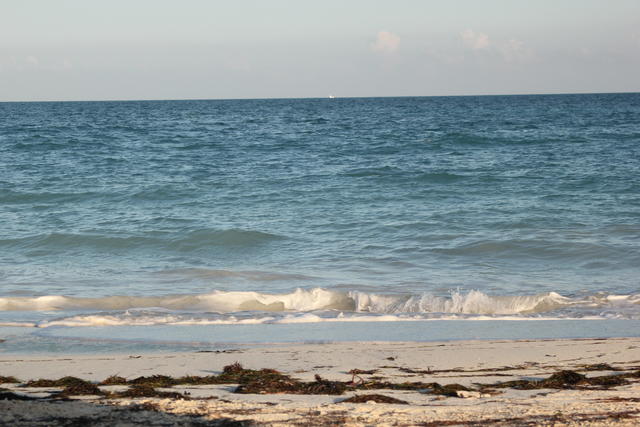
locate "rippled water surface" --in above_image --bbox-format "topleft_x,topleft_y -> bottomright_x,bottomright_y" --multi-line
1,94 -> 639,341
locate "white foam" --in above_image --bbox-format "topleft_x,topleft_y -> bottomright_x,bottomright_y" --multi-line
0,321 -> 37,327
2,288 -> 639,322
35,311 -> 610,328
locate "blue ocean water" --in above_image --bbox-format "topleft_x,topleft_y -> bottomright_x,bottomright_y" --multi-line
1,94 -> 640,350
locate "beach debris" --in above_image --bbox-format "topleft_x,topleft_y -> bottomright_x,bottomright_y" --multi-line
583,374 -> 628,387
622,370 -> 640,378
0,376 -> 20,384
580,363 -> 618,371
100,375 -> 128,385
348,369 -> 378,375
544,370 -> 586,387
223,362 -> 244,373
399,367 -> 432,374
58,382 -> 105,397
172,375 -> 220,385
483,370 -> 630,390
24,376 -> 90,388
235,373 -> 346,395
340,394 -> 409,404
347,369 -> 376,385
128,375 -> 175,388
430,383 -> 471,397
110,384 -> 188,399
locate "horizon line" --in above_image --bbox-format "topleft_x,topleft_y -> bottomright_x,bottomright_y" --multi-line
1,90 -> 639,104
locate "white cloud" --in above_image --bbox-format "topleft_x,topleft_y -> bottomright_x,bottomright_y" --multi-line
500,38 -> 534,62
461,29 -> 490,50
371,31 -> 400,53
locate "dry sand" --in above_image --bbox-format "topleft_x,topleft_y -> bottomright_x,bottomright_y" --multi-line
1,338 -> 640,426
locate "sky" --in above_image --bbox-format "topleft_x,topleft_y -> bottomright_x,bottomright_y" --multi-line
1,0 -> 639,101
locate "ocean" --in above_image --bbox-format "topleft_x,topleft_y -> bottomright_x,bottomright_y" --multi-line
1,93 -> 639,352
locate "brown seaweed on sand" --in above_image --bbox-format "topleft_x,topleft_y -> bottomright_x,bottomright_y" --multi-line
128,375 -> 176,388
24,376 -> 93,388
235,374 -> 346,395
110,384 -> 189,399
340,394 -> 409,404
482,370 -> 630,390
58,382 -> 105,397
100,375 -> 128,385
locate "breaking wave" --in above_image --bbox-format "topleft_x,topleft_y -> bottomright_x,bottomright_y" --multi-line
2,288 -> 640,328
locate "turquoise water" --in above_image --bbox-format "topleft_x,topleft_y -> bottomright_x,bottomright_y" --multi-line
1,94 -> 640,350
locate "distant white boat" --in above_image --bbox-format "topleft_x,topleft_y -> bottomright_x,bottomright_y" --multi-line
328,95 -> 336,99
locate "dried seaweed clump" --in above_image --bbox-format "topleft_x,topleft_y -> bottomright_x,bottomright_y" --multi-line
0,376 -> 20,384
235,374 -> 346,395
487,370 -> 629,390
340,394 -> 408,404
110,384 -> 188,399
172,375 -> 220,385
100,375 -> 128,385
24,376 -> 91,388
58,382 -> 105,397
128,375 -> 176,388
357,380 -> 468,396
580,363 -> 618,371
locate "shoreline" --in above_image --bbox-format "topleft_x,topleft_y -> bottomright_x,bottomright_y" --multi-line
2,338 -> 640,425
3,318 -> 640,356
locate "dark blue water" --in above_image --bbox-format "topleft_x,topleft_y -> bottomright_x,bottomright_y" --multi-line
1,94 -> 639,340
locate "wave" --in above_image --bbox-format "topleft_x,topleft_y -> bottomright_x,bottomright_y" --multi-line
36,312 -> 588,328
0,189 -> 102,205
155,268 -> 315,282
0,229 -> 285,252
433,239 -> 633,262
2,288 -> 639,319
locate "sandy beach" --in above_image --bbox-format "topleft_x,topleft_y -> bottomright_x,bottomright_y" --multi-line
1,338 -> 640,426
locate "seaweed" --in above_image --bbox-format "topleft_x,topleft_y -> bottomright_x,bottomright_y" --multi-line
0,375 -> 20,383
542,370 -> 586,387
173,375 -> 221,385
431,383 -> 470,397
482,370 -> 629,390
358,380 -> 437,392
223,362 -> 244,374
217,364 -> 291,385
100,375 -> 129,385
340,394 -> 409,404
398,367 -> 432,374
110,384 -> 189,399
304,375 -> 347,395
583,375 -> 628,387
58,382 -> 105,397
621,370 -> 640,378
128,375 -> 175,387
24,376 -> 91,388
347,369 -> 378,375
580,363 -> 618,371
235,373 -> 346,395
